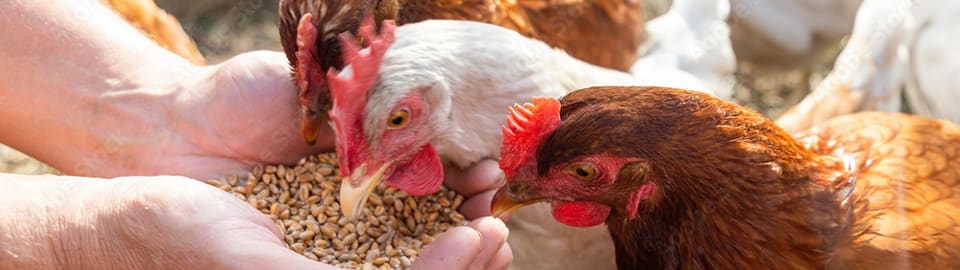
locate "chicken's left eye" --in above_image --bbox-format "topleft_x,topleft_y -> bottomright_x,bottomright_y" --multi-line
387,109 -> 410,128
569,164 -> 598,181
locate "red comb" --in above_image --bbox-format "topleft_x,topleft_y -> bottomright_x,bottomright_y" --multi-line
499,96 -> 562,176
294,13 -> 323,109
327,14 -> 397,174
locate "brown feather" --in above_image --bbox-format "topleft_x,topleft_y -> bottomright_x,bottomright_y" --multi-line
394,0 -> 645,71
531,86 -> 960,269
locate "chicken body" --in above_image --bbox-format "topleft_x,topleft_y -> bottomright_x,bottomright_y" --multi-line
800,111 -> 960,269
727,0 -> 862,67
776,0 -> 960,134
905,0 -> 960,123
493,86 -> 960,269
392,0 -> 645,71
278,0 -> 645,144
633,0 -> 735,99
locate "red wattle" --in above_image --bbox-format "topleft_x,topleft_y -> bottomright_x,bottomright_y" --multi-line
385,144 -> 444,196
552,201 -> 611,227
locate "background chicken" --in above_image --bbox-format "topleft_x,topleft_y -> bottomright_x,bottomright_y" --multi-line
323,0 -> 734,268
492,86 -> 960,269
633,0 -> 736,99
905,0 -> 960,123
726,0 -> 862,67
776,0 -> 960,134
278,0 -> 645,144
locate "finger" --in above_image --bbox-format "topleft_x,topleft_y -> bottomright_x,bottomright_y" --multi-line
411,227 -> 482,270
486,243 -> 513,270
459,189 -> 496,219
467,217 -> 509,270
444,159 -> 503,197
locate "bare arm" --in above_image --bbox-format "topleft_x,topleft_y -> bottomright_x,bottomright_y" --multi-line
0,0 -> 187,175
0,0 -> 333,179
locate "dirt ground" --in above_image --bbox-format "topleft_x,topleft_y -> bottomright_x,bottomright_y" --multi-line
0,0 -> 842,175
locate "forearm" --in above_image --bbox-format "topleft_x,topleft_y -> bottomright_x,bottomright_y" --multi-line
0,0 -> 198,176
0,174 -> 140,269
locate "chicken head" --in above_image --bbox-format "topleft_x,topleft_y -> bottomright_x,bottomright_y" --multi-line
327,15 -> 442,220
492,96 -> 654,227
280,0 -> 400,144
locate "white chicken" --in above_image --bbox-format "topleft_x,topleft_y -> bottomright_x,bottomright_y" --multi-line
903,0 -> 960,123
633,0 -> 737,100
727,0 -> 863,66
776,0 -> 960,133
325,0 -> 735,269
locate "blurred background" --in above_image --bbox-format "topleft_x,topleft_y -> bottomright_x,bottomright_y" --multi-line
0,0 -> 844,175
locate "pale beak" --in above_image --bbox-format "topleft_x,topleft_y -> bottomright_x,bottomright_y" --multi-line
490,186 -> 543,219
340,161 -> 392,220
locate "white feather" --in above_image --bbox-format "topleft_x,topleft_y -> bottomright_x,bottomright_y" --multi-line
366,20 -> 641,168
728,0 -> 863,63
904,0 -> 960,123
633,0 -> 737,100
776,0 -> 960,133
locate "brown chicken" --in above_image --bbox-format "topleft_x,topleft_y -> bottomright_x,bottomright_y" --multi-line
491,86 -> 960,269
102,0 -> 206,65
278,0 -> 645,143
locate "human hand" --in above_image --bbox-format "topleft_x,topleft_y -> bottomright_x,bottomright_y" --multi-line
117,176 -> 512,270
435,159 -> 513,269
0,174 -> 510,270
135,51 -> 334,180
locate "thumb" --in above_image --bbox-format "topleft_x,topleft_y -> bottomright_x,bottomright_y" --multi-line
410,227 -> 483,269
466,217 -> 510,270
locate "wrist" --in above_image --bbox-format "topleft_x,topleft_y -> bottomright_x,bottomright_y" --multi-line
62,63 -> 200,177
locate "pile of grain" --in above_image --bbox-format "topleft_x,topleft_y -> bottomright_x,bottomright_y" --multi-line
206,153 -> 467,269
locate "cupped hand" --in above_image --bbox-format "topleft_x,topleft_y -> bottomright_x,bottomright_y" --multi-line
7,175 -> 509,270
136,51 -> 333,180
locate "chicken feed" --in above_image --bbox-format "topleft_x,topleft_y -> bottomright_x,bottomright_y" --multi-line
205,153 -> 467,269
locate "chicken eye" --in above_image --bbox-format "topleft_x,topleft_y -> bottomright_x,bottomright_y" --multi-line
569,164 -> 598,181
387,109 -> 410,128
